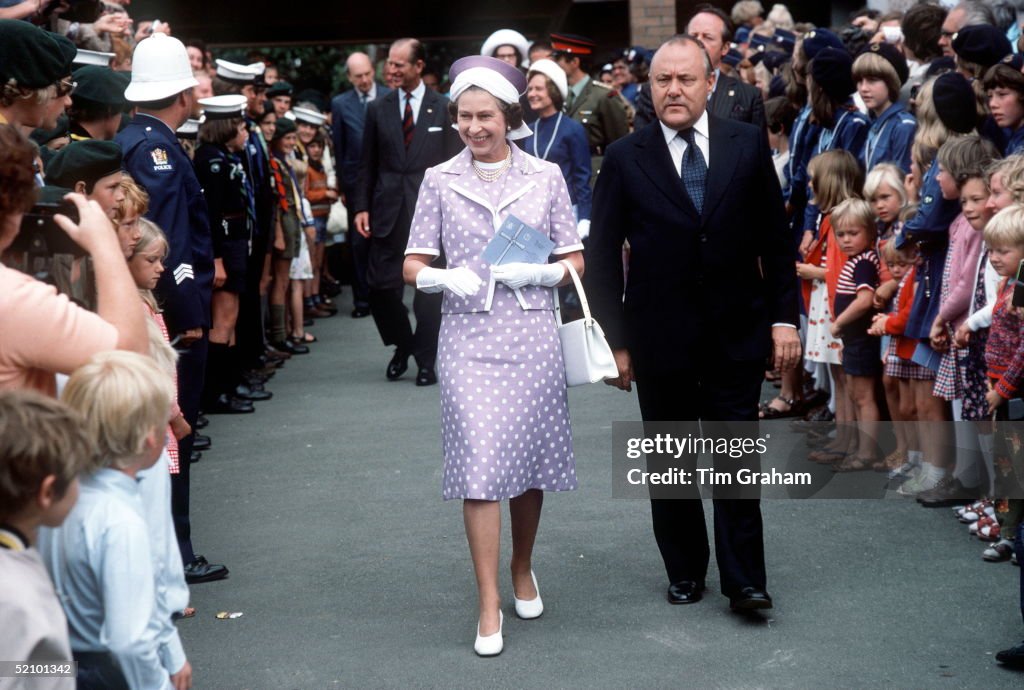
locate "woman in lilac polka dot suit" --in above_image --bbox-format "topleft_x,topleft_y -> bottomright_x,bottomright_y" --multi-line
403,56 -> 585,657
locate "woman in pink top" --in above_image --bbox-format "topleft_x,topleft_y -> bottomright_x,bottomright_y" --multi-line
0,125 -> 148,395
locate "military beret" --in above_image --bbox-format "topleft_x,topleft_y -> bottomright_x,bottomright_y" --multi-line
71,66 -> 129,108
925,56 -> 956,79
762,50 -> 791,73
773,29 -> 796,55
858,42 -> 909,86
810,47 -> 855,103
801,28 -> 845,62
1002,53 -> 1024,72
52,33 -> 78,74
267,80 -> 293,98
952,23 -> 1013,70
271,116 -> 297,140
933,72 -> 977,134
44,140 -> 123,188
0,20 -> 72,88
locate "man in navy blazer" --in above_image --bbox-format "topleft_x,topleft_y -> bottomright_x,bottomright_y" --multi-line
586,36 -> 801,611
351,38 -> 463,385
331,52 -> 391,318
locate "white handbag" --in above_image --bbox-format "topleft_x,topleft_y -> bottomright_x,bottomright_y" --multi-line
554,260 -> 619,386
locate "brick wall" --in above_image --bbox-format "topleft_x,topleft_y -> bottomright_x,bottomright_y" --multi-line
630,0 -> 676,48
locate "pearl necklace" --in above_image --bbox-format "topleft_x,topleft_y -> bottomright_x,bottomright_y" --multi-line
471,145 -> 512,182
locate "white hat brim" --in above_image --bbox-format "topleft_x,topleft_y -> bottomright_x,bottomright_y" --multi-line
125,75 -> 200,103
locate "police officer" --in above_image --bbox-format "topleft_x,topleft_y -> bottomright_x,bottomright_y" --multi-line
550,32 -> 630,178
115,33 -> 227,584
195,94 -> 266,415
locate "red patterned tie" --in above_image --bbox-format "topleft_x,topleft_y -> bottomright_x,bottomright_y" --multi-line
403,91 -> 414,149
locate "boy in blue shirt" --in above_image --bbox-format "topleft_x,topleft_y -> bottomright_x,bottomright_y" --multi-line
38,351 -> 189,690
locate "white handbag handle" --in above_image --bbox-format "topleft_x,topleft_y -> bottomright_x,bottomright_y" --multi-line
553,260 -> 592,327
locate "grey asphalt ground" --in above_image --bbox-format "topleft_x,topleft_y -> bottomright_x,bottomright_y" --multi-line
180,290 -> 1024,689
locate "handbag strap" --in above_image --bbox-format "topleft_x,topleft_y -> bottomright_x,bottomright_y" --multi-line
553,260 -> 591,327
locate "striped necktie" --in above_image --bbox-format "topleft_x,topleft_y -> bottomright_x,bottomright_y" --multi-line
402,91 -> 414,148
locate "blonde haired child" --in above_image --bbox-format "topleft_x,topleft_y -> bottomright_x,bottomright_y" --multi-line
828,198 -> 883,471
38,351 -> 178,689
797,150 -> 863,463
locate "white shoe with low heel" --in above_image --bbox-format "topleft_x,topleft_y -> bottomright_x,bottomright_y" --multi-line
513,570 -> 544,620
474,610 -> 503,657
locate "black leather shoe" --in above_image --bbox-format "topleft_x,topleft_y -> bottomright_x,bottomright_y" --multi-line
206,394 -> 255,414
194,414 -> 209,429
192,434 -> 211,451
415,367 -> 437,386
916,477 -> 980,507
667,581 -> 705,605
729,587 -> 773,611
234,384 -> 272,401
996,641 -> 1024,668
183,556 -> 229,584
263,346 -> 291,361
270,340 -> 309,355
351,306 -> 371,318
190,450 -> 202,464
386,351 -> 409,380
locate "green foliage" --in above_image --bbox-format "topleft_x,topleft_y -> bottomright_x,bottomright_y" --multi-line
218,45 -> 372,98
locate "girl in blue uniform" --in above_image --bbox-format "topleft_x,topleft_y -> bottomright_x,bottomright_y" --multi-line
853,43 -> 917,173
800,47 -> 869,240
984,56 -> 1024,156
517,59 -> 592,239
894,72 -> 976,494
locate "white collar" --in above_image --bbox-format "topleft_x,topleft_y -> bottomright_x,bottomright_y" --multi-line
659,109 -> 710,147
402,81 -> 426,101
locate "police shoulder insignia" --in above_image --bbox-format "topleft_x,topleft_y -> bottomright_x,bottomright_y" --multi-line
151,148 -> 173,171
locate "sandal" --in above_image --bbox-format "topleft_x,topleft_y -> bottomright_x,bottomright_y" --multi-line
873,450 -> 907,473
759,396 -> 803,420
808,448 -> 848,464
289,333 -> 317,344
833,456 -> 874,472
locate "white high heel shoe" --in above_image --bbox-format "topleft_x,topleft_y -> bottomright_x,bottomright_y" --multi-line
513,570 -> 543,620
474,610 -> 503,657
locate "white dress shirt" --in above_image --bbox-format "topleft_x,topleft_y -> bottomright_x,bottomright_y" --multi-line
38,469 -> 172,690
660,110 -> 710,176
396,80 -> 426,125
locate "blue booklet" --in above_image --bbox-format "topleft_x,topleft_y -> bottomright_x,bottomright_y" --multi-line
481,214 -> 555,266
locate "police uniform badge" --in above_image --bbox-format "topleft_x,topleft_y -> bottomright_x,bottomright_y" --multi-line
151,148 -> 173,171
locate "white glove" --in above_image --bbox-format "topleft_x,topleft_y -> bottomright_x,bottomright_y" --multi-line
415,266 -> 484,298
576,219 -> 591,240
491,262 -> 565,289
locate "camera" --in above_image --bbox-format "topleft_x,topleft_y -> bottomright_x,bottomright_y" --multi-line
10,187 -> 86,258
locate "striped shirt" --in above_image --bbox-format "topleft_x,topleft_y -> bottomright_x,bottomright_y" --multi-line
836,249 -> 880,296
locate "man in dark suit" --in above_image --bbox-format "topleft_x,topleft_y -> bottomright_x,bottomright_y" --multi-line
586,35 -> 800,611
331,52 -> 391,318
352,38 -> 462,385
687,4 -> 765,129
